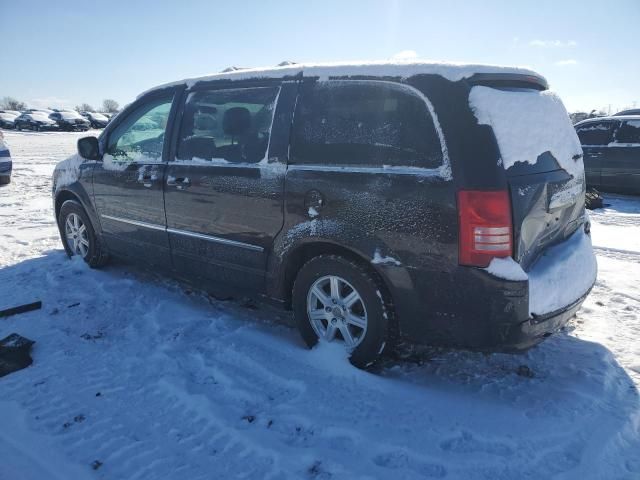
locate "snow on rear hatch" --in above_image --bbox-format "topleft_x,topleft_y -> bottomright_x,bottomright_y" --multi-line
469,86 -> 583,178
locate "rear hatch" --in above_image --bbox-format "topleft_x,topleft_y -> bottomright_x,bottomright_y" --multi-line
469,84 -> 585,270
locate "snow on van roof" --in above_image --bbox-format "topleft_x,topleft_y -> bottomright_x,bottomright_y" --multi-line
139,60 -> 545,98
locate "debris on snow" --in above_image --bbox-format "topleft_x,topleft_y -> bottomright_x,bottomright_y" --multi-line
0,300 -> 42,318
516,365 -> 535,378
0,333 -> 35,378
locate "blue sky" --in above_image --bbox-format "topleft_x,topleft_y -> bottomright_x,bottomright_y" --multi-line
2,0 -> 638,113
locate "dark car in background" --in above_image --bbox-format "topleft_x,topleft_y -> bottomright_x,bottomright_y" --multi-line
24,108 -> 54,115
614,108 -> 640,117
52,62 -> 596,367
0,112 -> 17,129
576,115 -> 640,195
14,112 -> 59,131
0,130 -> 12,184
49,111 -> 91,131
80,111 -> 109,129
0,110 -> 21,116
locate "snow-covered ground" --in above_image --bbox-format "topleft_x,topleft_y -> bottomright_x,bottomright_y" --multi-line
0,130 -> 638,479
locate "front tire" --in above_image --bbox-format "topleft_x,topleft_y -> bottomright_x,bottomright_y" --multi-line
58,200 -> 108,268
293,255 -> 390,368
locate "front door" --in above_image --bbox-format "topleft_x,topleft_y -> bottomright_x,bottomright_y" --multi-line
164,82 -> 296,291
576,120 -> 616,190
602,119 -> 640,194
92,92 -> 177,266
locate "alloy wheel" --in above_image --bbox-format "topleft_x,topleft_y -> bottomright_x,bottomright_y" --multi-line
65,213 -> 90,258
306,275 -> 368,349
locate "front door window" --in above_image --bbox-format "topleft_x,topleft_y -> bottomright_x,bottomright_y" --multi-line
104,96 -> 173,169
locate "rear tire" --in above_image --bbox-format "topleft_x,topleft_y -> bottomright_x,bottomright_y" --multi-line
58,200 -> 109,268
0,176 -> 10,185
292,254 -> 390,368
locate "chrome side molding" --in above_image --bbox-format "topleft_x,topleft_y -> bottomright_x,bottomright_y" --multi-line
100,214 -> 263,252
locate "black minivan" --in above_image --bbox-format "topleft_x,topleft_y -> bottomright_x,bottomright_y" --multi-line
52,62 -> 597,366
575,115 -> 640,195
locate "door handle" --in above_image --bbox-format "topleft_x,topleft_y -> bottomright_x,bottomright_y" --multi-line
138,173 -> 156,188
167,176 -> 191,190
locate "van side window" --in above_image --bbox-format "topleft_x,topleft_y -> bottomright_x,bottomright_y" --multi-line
291,80 -> 443,168
614,120 -> 640,144
576,121 -> 614,146
105,96 -> 173,165
176,86 -> 280,164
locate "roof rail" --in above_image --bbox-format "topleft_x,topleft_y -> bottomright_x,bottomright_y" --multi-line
220,66 -> 249,73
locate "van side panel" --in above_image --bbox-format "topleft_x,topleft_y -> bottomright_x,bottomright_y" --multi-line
272,77 -> 470,344
275,167 -> 459,335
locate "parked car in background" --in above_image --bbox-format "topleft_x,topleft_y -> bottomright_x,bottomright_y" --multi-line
49,111 -> 90,131
613,108 -> 640,117
14,112 -> 59,131
0,130 -> 11,184
102,112 -> 119,121
0,112 -> 17,129
576,115 -> 640,195
0,110 -> 21,116
24,108 -> 54,115
80,111 -> 109,128
52,62 -> 596,367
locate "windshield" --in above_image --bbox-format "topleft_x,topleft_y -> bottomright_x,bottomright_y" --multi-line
31,113 -> 51,120
91,113 -> 108,120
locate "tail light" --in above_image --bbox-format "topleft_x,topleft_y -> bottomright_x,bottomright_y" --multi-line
457,190 -> 513,267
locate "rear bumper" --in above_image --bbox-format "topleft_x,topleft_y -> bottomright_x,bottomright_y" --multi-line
489,287 -> 590,351
384,228 -> 596,351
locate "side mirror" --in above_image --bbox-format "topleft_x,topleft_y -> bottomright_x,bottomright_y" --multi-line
77,136 -> 101,160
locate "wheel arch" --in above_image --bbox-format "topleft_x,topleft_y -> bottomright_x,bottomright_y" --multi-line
54,189 -> 81,220
54,187 -> 101,234
278,240 -> 396,315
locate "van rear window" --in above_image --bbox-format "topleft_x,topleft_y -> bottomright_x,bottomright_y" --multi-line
469,86 -> 583,178
291,80 -> 443,169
